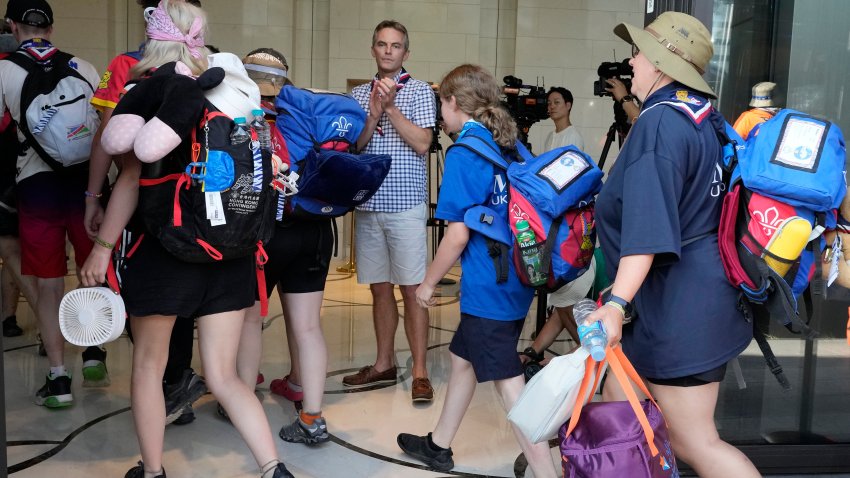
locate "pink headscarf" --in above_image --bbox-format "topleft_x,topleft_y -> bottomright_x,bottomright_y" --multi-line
144,0 -> 205,59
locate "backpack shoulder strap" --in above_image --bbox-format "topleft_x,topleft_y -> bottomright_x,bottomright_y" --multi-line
447,128 -> 510,170
7,50 -> 88,172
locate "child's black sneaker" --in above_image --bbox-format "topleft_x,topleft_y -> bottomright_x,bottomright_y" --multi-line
271,462 -> 294,478
82,346 -> 110,387
397,432 -> 454,472
125,461 -> 166,478
34,374 -> 73,408
2,315 -> 22,337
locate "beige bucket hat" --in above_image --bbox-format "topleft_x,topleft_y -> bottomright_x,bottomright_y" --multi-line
614,12 -> 715,98
750,81 -> 776,107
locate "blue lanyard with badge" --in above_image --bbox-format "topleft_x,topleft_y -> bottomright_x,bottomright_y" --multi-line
455,119 -> 486,141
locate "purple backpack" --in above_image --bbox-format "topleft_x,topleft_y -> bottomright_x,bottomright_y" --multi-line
559,347 -> 679,478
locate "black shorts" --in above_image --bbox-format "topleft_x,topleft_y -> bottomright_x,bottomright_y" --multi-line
120,236 -> 256,318
449,313 -> 525,383
645,363 -> 728,387
262,218 -> 333,296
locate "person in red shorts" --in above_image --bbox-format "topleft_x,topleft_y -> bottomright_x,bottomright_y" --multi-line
0,0 -> 101,408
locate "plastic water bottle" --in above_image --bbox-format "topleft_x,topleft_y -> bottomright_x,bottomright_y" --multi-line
250,109 -> 271,151
573,298 -> 607,361
230,117 -> 251,145
515,219 -> 547,287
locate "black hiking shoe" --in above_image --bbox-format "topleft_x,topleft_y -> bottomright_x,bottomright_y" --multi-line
397,432 -> 454,472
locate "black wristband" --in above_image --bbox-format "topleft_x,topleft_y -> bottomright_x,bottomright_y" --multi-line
619,95 -> 634,104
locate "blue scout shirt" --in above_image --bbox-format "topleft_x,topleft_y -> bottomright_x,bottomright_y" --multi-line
436,121 -> 535,321
596,83 -> 752,379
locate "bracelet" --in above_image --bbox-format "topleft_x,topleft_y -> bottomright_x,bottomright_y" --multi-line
93,236 -> 114,250
84,191 -> 102,198
604,301 -> 626,317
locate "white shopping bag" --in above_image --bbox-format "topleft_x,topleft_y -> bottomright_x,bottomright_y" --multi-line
507,347 -> 604,443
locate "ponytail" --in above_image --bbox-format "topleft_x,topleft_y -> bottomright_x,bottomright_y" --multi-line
474,105 -> 517,149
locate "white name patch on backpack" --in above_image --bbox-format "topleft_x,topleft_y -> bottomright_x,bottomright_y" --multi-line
205,192 -> 226,226
774,117 -> 826,171
538,151 -> 591,191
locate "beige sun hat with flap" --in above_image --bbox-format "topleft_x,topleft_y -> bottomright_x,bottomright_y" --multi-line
614,12 -> 715,98
749,81 -> 777,107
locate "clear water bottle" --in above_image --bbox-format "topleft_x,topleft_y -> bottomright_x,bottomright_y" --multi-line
515,219 -> 546,287
230,117 -> 251,145
573,298 -> 607,361
250,109 -> 271,151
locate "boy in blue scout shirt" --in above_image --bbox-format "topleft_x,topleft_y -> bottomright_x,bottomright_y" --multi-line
396,64 -> 557,477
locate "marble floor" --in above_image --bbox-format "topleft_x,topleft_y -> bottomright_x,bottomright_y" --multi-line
2,258 -> 849,477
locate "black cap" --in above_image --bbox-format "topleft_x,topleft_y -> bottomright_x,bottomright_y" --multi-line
5,0 -> 53,28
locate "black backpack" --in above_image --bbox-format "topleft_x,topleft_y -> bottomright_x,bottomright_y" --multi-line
137,105 -> 277,264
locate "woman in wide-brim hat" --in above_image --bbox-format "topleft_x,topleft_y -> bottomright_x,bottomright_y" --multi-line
584,12 -> 761,478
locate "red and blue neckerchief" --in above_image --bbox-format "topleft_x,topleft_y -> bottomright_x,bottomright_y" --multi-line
18,38 -> 58,65
372,67 -> 412,136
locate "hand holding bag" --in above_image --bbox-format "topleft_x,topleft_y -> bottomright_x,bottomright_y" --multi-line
559,346 -> 679,478
507,347 -> 606,443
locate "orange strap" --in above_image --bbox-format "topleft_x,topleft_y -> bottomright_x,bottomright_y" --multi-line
105,254 -> 120,294
195,238 -> 223,261
565,346 -> 662,459
256,242 -> 269,317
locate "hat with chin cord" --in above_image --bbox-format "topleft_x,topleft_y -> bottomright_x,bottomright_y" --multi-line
614,12 -> 715,98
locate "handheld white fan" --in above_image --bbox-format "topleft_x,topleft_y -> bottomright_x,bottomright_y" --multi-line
58,287 -> 126,346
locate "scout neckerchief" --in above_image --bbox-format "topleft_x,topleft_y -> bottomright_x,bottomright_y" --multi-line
18,38 -> 57,65
372,67 -> 412,136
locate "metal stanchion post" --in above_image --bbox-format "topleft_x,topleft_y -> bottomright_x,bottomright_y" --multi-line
336,213 -> 356,273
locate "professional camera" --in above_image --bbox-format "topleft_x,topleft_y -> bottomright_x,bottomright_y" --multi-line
501,75 -> 548,148
593,59 -> 633,97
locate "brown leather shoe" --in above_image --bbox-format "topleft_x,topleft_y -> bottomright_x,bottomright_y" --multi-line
342,365 -> 398,386
411,377 -> 434,402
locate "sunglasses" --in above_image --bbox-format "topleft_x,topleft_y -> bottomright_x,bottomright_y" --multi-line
631,43 -> 640,58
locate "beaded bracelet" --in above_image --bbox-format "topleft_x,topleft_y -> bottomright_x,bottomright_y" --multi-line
84,191 -> 102,198
93,236 -> 114,250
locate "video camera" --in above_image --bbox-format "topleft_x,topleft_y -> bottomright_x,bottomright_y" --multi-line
593,59 -> 633,97
501,75 -> 548,148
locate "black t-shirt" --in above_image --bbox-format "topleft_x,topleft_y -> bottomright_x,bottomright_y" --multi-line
595,83 -> 751,379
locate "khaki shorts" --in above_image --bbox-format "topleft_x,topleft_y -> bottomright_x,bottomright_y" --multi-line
354,202 -> 427,286
548,256 -> 596,308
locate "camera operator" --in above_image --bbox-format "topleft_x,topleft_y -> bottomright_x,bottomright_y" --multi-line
605,77 -> 640,124
543,87 -> 584,151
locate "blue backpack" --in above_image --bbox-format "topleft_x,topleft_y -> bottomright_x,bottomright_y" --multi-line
711,108 -> 846,389
450,128 -> 603,292
274,85 -> 392,218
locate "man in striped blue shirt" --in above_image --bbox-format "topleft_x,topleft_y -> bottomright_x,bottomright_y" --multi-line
344,20 -> 437,403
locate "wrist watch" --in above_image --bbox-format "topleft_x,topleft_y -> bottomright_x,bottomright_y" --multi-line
619,95 -> 634,104
606,294 -> 633,317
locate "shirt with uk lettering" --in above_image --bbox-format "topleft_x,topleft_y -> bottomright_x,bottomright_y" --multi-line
595,82 -> 751,379
436,121 -> 534,321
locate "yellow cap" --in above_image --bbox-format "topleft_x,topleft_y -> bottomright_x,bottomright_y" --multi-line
762,216 -> 812,277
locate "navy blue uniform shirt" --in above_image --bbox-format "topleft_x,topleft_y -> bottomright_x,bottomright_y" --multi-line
596,83 -> 752,379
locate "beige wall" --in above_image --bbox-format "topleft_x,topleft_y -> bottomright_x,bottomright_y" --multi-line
52,0 -> 643,160
50,0 -> 643,258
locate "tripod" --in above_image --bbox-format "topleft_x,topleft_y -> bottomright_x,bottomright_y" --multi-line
426,126 -> 456,287
597,101 -> 632,171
